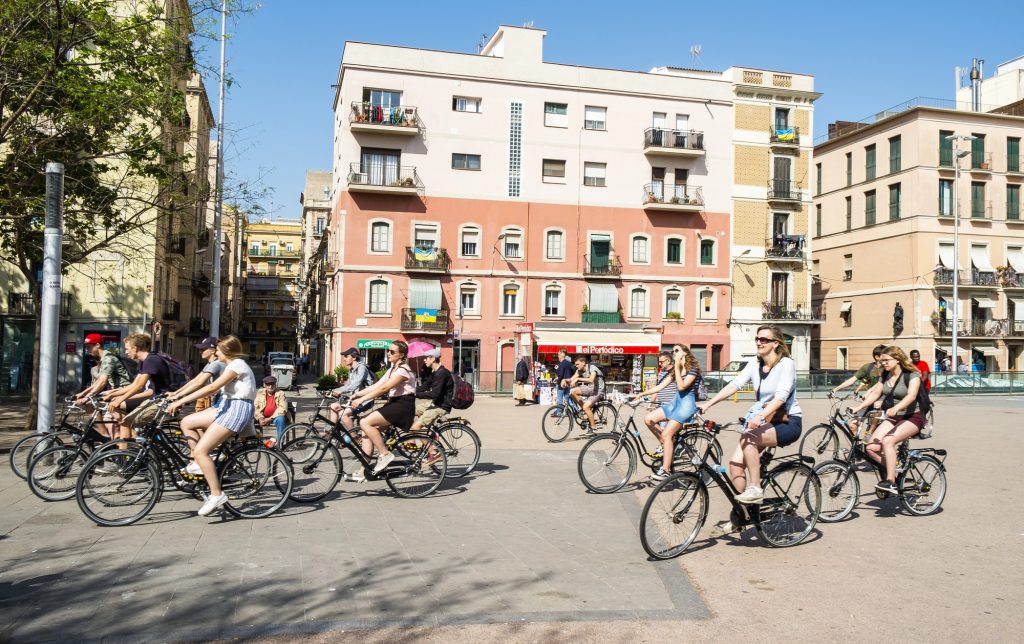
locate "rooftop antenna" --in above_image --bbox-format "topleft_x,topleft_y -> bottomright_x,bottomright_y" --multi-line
477,33 -> 489,53
523,20 -> 534,28
690,44 -> 707,70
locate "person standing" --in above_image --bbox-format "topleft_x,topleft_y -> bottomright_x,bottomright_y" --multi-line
255,376 -> 288,445
514,356 -> 531,406
554,349 -> 575,414
909,350 -> 931,391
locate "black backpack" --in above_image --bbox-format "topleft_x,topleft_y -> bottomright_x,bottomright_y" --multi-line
450,373 -> 475,410
154,352 -> 192,390
115,354 -> 140,381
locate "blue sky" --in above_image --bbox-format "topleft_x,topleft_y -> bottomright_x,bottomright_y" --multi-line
205,0 -> 1024,219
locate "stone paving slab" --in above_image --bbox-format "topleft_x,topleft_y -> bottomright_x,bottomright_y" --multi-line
0,448 -> 706,643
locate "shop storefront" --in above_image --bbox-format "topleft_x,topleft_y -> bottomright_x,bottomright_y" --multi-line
532,323 -> 662,396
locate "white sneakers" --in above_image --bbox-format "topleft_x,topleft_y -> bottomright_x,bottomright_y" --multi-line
198,493 -> 228,516
372,451 -> 395,475
183,461 -> 203,475
735,485 -> 764,505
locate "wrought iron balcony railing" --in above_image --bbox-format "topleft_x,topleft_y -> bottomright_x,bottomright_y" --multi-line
643,128 -> 705,151
399,307 -> 449,333
583,254 -> 622,277
350,102 -> 420,129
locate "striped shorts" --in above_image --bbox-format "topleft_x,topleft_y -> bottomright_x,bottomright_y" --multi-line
214,398 -> 255,433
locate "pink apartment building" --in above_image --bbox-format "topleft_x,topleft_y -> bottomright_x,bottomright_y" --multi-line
324,26 -> 767,385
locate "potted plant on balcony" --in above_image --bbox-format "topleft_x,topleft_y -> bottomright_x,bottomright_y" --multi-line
930,311 -> 941,327
666,311 -> 682,321
402,177 -> 416,188
669,196 -> 681,204
645,191 -> 657,204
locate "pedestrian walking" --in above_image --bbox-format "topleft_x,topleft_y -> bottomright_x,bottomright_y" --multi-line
514,356 -> 531,406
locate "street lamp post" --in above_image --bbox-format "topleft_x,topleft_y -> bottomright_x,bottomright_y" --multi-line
946,134 -> 976,372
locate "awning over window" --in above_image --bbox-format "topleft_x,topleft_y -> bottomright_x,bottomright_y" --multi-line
970,246 -> 995,272
588,283 -> 618,313
1007,248 -> 1024,271
408,279 -> 442,309
1012,298 -> 1024,320
840,301 -> 853,313
937,245 -> 961,270
972,295 -> 996,309
535,328 -> 661,355
976,346 -> 1000,356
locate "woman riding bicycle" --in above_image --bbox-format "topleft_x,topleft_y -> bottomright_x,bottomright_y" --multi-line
167,336 -> 257,516
850,345 -> 924,494
348,340 -> 417,476
699,325 -> 802,528
642,345 -> 702,481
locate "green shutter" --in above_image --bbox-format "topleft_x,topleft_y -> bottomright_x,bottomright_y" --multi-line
700,240 -> 713,265
889,184 -> 901,220
1009,138 -> 1021,173
1009,185 -> 1021,220
865,191 -> 876,226
971,135 -> 985,168
889,137 -> 901,173
939,131 -> 953,166
972,182 -> 986,218
865,145 -> 876,180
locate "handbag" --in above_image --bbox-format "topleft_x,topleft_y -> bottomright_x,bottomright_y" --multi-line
754,362 -> 791,425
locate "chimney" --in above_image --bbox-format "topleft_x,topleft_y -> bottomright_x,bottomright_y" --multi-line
970,58 -> 984,112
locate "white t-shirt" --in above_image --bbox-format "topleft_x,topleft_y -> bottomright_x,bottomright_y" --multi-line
222,358 -> 257,400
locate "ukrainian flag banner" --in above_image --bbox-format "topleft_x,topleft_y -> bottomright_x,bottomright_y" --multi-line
413,247 -> 437,262
775,127 -> 795,142
415,308 -> 437,323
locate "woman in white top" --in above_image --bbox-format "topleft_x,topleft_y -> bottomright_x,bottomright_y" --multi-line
698,325 -> 802,515
168,336 -> 257,516
349,340 -> 417,476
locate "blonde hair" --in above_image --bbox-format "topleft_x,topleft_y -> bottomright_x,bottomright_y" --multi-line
881,345 -> 918,375
125,333 -> 152,351
216,335 -> 246,360
756,325 -> 791,360
677,343 -> 701,373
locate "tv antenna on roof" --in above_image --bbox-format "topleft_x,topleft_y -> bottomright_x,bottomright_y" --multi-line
690,45 -> 708,70
477,33 -> 489,53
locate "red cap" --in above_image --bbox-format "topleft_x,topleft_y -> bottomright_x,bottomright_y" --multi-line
84,333 -> 103,345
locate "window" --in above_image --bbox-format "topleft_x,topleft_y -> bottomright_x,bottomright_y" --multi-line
629,288 -> 648,319
501,283 -> 520,316
631,235 -> 650,264
972,182 -> 986,218
815,204 -> 822,237
368,279 -> 389,314
249,242 -> 260,255
816,163 -> 822,195
845,196 -> 852,231
458,282 -> 479,315
452,153 -> 481,170
697,288 -> 715,320
889,183 -> 901,220
699,239 -> 715,266
315,217 -> 325,235
584,106 -> 606,131
508,102 -> 522,197
939,130 -> 954,166
865,144 -> 876,181
285,243 -> 294,253
889,136 -> 901,173
666,237 -> 682,265
840,302 -> 852,327
843,254 -> 853,281
971,134 -> 986,169
1009,185 -> 1021,221
865,190 -> 876,226
939,179 -> 953,216
545,230 -> 564,260
542,159 -> 566,181
664,288 -> 682,318
452,96 -> 481,113
583,162 -> 606,187
359,148 -> 401,185
544,102 -> 568,127
503,229 -> 523,259
370,221 -> 391,253
1009,137 -> 1021,173
543,286 -> 562,317
845,152 -> 852,186
774,108 -> 790,129
460,226 -> 480,257
268,244 -> 278,256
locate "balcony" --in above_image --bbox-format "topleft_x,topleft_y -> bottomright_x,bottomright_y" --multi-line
761,302 -> 823,322
765,235 -> 805,261
1008,155 -> 1024,177
934,318 -> 1024,338
583,254 -> 622,278
999,269 -> 1024,289
404,246 -> 449,272
399,307 -> 449,334
349,102 -> 420,135
197,227 -> 211,249
642,128 -> 706,157
969,152 -> 993,174
162,300 -> 180,321
582,311 -> 621,323
188,317 -> 211,336
642,184 -> 704,212
347,162 -> 422,195
6,292 -> 73,317
933,269 -> 999,288
245,308 -> 298,318
320,312 -> 335,330
248,248 -> 302,258
767,180 -> 804,204
191,274 -> 211,298
167,236 -> 186,256
769,126 -> 800,148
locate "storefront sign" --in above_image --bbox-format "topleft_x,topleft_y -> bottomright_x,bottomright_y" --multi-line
513,323 -> 534,334
65,342 -> 77,354
537,343 -> 660,355
356,339 -> 391,349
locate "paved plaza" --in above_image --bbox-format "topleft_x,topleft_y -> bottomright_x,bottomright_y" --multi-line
0,393 -> 1021,643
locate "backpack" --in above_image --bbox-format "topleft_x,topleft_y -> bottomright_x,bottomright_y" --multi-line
116,354 -> 140,381
155,352 -> 192,391
696,373 -> 709,402
450,373 -> 475,409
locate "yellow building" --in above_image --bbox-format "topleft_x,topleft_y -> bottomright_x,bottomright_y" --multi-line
242,219 -> 303,357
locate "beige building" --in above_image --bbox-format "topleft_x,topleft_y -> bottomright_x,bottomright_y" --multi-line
242,219 -> 303,357
812,101 -> 1024,371
298,170 -> 331,372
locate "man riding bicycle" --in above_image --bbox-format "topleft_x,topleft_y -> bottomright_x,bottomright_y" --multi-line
569,356 -> 605,431
410,348 -> 454,432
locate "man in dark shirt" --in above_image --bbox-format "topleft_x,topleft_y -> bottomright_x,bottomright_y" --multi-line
104,332 -> 170,439
554,348 -> 575,415
411,348 -> 453,431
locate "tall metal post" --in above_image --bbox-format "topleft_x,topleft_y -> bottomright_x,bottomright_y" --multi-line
209,0 -> 227,336
951,142 -> 960,371
37,163 -> 64,433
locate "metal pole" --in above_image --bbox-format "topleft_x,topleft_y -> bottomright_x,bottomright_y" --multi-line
209,0 -> 227,336
951,140 -> 960,373
37,162 -> 64,433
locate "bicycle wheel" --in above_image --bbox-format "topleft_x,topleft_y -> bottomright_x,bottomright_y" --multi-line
577,433 -> 636,493
898,455 -> 946,516
799,424 -> 840,463
541,404 -> 574,442
639,473 -> 708,560
755,463 -> 820,547
386,435 -> 447,498
673,430 -> 722,479
814,460 -> 859,523
434,422 -> 481,478
280,436 -> 342,503
76,450 -> 161,527
220,445 -> 293,518
593,401 -> 619,431
10,430 -> 76,480
280,422 -> 318,445
27,446 -> 89,501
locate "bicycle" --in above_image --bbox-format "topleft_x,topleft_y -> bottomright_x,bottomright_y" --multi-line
577,393 -> 722,493
798,391 -> 864,463
639,418 -> 821,559
75,398 -> 293,526
540,388 -> 618,442
814,410 -> 948,521
279,401 -> 448,502
8,397 -> 104,480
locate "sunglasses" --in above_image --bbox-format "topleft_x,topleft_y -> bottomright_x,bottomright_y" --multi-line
755,337 -> 775,345
388,349 -> 400,355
